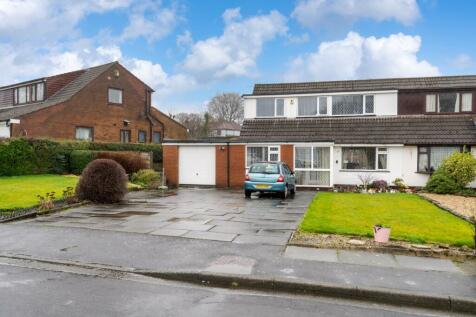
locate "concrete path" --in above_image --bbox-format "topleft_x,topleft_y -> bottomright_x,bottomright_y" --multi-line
21,188 -> 314,246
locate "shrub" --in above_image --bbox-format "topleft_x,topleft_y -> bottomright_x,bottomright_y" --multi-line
96,151 -> 148,174
438,151 -> 476,188
425,171 -> 460,194
371,180 -> 388,192
130,169 -> 161,188
392,178 -> 408,192
0,139 -> 36,176
70,150 -> 95,175
76,159 -> 128,203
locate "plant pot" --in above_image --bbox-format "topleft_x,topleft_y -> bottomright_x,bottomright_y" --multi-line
373,225 -> 391,243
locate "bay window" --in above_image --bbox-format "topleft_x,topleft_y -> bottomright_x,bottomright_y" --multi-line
294,146 -> 331,186
246,145 -> 280,167
418,146 -> 462,173
341,147 -> 387,170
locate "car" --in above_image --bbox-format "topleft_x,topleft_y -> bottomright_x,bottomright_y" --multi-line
244,161 -> 296,199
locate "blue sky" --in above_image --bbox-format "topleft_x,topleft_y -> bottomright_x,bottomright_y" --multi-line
1,0 -> 475,114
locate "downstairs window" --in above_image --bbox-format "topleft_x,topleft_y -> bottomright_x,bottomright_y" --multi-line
417,146 -> 463,173
341,147 -> 387,170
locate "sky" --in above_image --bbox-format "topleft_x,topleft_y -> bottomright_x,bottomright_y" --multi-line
0,0 -> 475,114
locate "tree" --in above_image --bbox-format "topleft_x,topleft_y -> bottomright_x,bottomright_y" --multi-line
175,113 -> 204,138
207,92 -> 244,123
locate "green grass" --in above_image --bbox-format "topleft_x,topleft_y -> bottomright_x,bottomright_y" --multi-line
0,175 -> 79,210
299,192 -> 475,247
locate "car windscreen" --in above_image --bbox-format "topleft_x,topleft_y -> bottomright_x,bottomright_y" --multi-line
249,163 -> 279,174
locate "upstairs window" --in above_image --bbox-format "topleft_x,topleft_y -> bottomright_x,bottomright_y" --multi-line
108,88 -> 123,104
332,95 -> 374,115
297,96 -> 329,116
256,98 -> 284,117
14,82 -> 45,105
462,93 -> 472,112
426,92 -> 471,113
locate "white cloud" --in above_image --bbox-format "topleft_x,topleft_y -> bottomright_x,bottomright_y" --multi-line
176,30 -> 193,48
450,53 -> 473,69
222,7 -> 241,24
286,32 -> 439,82
292,0 -> 420,30
0,0 -> 131,43
121,0 -> 180,43
181,10 -> 287,81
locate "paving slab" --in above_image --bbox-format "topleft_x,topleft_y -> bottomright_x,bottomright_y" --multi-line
285,246 -> 339,262
183,231 -> 237,242
162,221 -> 215,232
149,228 -> 188,237
338,250 -> 397,268
395,255 -> 461,273
233,234 -> 290,246
205,255 -> 256,275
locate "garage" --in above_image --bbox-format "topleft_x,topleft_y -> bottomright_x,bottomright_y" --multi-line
0,122 -> 10,138
179,146 -> 216,185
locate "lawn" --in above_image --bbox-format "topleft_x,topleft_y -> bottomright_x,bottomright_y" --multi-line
0,175 -> 79,210
299,192 -> 474,247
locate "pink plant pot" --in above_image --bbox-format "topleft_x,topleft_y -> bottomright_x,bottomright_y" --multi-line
373,226 -> 391,243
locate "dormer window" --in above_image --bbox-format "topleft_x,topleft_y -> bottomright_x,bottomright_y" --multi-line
14,82 -> 45,105
256,98 -> 284,117
426,92 -> 471,113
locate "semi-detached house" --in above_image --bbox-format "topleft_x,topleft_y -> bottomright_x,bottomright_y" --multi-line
164,76 -> 476,189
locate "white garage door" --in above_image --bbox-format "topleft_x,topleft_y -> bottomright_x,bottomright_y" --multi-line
0,125 -> 10,138
179,146 -> 216,185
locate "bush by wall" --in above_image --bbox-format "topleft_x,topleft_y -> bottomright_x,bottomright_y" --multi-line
70,150 -> 95,175
425,171 -> 460,194
96,151 -> 148,174
0,138 -> 162,176
76,159 -> 128,203
130,169 -> 161,188
437,150 -> 476,188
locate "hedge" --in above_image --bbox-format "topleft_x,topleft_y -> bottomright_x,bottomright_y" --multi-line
0,138 -> 162,176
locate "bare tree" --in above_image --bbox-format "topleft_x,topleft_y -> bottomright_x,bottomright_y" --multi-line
175,113 -> 204,138
207,92 -> 244,123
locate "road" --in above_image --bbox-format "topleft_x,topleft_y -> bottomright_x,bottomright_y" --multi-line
0,261 -> 460,317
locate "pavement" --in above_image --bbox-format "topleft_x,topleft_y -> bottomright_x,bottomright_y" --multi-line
22,188 -> 314,246
1,188 -> 475,313
0,263 -> 455,317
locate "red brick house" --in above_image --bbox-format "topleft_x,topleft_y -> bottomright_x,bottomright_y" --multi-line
0,62 -> 188,143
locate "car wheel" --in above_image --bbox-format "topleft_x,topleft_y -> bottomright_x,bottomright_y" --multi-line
245,190 -> 252,198
281,185 -> 288,199
290,186 -> 295,196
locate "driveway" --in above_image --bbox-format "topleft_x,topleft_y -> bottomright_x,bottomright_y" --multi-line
23,189 -> 315,246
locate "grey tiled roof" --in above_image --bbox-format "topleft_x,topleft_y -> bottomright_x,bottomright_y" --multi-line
251,75 -> 476,95
0,62 -> 115,120
239,115 -> 476,145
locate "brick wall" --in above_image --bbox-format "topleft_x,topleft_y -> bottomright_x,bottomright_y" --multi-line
229,145 -> 246,188
280,144 -> 294,170
163,145 -> 179,187
215,145 -> 228,188
12,63 -> 163,143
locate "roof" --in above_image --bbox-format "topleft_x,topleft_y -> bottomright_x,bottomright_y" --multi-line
250,75 -> 476,96
210,121 -> 241,130
163,136 -> 240,144
239,115 -> 476,145
149,107 -> 188,131
0,62 -> 116,121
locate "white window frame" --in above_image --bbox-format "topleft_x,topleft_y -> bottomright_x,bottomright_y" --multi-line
426,94 -> 436,112
294,145 -> 333,187
340,146 -> 388,171
364,95 -> 375,114
108,88 -> 123,104
275,98 -> 285,117
331,94 -> 375,116
437,92 -> 459,113
246,145 -> 280,168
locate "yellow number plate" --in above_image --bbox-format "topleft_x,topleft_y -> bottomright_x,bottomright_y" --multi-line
255,184 -> 270,189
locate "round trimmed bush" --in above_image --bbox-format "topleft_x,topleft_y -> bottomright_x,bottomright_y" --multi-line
76,159 -> 128,203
